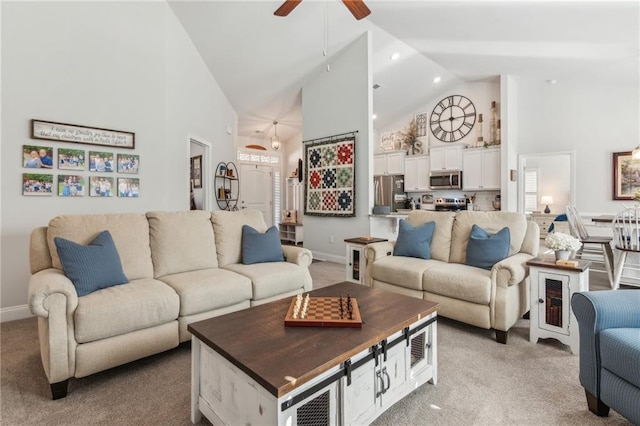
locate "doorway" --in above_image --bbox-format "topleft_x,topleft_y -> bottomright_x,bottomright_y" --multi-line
518,151 -> 576,215
240,163 -> 273,226
189,136 -> 213,211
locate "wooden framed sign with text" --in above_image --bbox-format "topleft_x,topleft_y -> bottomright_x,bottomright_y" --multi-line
31,119 -> 135,149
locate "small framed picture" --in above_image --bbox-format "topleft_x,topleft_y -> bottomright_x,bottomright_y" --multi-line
282,210 -> 297,223
22,173 -> 53,195
23,145 -> 54,169
58,175 -> 86,197
58,148 -> 85,170
117,153 -> 140,174
89,151 -> 115,173
613,151 -> 640,200
89,176 -> 114,197
191,155 -> 202,188
117,177 -> 140,197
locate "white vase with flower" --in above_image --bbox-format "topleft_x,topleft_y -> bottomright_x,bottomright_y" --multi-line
544,232 -> 582,260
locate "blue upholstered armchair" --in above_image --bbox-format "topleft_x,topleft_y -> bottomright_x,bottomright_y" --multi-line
571,290 -> 640,424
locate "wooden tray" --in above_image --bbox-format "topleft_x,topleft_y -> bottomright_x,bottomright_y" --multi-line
284,296 -> 362,328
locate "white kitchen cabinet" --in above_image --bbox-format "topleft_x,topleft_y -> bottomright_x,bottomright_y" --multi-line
404,155 -> 430,192
462,147 -> 500,190
429,145 -> 462,171
374,152 -> 405,175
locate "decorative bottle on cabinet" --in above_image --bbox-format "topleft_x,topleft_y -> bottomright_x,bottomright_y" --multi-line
489,101 -> 498,145
476,113 -> 484,147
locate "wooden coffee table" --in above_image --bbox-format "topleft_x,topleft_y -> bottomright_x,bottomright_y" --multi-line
188,281 -> 439,425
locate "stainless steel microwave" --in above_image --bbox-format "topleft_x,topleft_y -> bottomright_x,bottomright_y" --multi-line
429,171 -> 462,189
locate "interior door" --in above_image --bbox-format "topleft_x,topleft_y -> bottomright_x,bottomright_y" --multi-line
239,163 -> 273,226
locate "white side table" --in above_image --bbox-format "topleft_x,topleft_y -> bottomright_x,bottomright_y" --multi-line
527,258 -> 591,354
344,237 -> 388,285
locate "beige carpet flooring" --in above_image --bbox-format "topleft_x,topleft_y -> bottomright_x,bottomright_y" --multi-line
0,260 -> 632,425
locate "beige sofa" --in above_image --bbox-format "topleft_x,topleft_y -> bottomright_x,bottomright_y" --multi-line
365,210 -> 539,343
28,209 -> 312,399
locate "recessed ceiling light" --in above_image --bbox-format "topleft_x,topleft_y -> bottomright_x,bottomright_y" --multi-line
547,79 -> 558,84
433,76 -> 441,84
372,114 -> 377,120
390,52 -> 400,61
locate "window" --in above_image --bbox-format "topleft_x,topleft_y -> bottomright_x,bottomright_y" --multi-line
273,170 -> 281,226
524,168 -> 539,214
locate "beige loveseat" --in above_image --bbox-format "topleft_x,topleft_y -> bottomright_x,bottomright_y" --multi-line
365,210 -> 539,343
28,209 -> 312,399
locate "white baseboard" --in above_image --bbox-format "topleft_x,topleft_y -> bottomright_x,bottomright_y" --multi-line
311,251 -> 346,265
1,305 -> 33,323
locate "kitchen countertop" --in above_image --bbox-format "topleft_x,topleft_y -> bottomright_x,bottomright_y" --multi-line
369,213 -> 408,218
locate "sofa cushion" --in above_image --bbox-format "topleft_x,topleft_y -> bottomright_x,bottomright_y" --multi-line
371,256 -> 444,291
600,328 -> 640,389
466,225 -> 511,270
406,211 -> 456,262
212,210 -> 267,267
147,211 -> 218,277
47,213 -> 154,280
158,268 -> 252,316
449,211 -> 528,265
242,225 -> 285,264
394,220 -> 435,259
223,262 -> 310,301
74,278 -> 179,344
423,263 -> 492,305
55,230 -> 128,296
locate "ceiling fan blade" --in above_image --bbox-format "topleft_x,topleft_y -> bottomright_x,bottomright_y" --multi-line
274,0 -> 302,17
342,0 -> 371,20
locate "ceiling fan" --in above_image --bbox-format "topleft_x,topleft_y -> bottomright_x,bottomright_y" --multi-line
274,0 -> 371,20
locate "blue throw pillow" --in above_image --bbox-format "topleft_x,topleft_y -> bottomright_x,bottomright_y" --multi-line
54,230 -> 128,297
466,224 -> 511,270
393,219 -> 436,259
242,225 -> 285,265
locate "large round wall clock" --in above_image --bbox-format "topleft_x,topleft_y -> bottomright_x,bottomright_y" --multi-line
430,95 -> 476,143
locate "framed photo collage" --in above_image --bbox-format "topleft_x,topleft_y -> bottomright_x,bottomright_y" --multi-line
23,120 -> 139,198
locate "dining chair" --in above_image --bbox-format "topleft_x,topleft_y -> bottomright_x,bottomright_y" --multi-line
566,205 -> 614,288
611,206 -> 640,290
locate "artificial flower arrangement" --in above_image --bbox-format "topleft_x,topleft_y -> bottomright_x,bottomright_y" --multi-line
545,232 -> 582,252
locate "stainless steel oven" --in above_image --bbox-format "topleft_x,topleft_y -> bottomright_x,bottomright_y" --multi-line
434,197 -> 467,212
429,171 -> 462,190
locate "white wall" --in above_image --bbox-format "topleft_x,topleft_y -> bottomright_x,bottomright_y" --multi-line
302,32 -> 372,262
0,2 -> 237,320
516,77 -> 639,215
375,81 -> 500,152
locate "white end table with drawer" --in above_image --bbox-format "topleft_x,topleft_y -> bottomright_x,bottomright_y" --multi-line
527,258 -> 591,354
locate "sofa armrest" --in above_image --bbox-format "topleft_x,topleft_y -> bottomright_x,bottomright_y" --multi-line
282,245 -> 313,268
28,269 -> 79,318
571,290 -> 640,397
28,268 -> 79,384
492,252 -> 534,288
364,241 -> 395,263
364,241 -> 396,286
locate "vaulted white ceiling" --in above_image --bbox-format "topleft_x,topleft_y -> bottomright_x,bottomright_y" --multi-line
168,0 -> 639,144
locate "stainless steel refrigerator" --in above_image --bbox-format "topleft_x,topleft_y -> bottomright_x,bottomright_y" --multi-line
373,175 -> 406,213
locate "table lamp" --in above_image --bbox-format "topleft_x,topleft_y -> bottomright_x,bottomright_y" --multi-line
541,195 -> 553,214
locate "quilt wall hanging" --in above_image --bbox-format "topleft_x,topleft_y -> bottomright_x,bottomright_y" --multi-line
304,134 -> 356,217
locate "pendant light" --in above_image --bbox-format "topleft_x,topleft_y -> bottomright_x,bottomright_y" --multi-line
271,121 -> 281,151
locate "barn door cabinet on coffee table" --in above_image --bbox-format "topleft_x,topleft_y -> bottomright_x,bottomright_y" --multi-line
189,282 -> 438,426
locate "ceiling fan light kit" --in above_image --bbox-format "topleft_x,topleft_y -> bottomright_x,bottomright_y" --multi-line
274,0 -> 370,20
